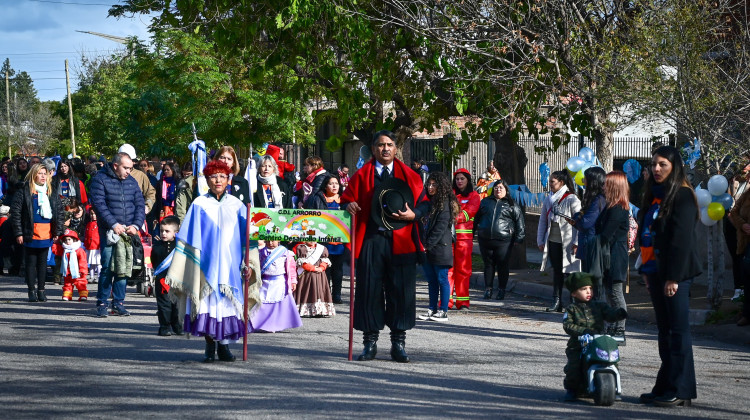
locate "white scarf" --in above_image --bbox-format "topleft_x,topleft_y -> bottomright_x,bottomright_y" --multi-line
34,183 -> 52,219
546,185 -> 569,224
258,174 -> 284,209
296,244 -> 325,276
61,240 -> 81,279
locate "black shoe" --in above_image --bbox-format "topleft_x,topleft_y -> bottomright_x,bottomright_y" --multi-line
495,289 -> 506,300
639,392 -> 660,403
203,340 -> 216,363
546,297 -> 561,312
483,289 -> 492,299
37,290 -> 47,302
389,330 -> 409,363
158,327 -> 172,337
612,328 -> 626,345
332,295 -> 343,304
28,290 -> 38,302
653,396 -> 691,407
563,390 -> 578,402
217,344 -> 236,362
357,332 -> 378,361
172,326 -> 185,336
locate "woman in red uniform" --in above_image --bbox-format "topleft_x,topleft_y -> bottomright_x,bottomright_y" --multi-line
449,168 -> 480,309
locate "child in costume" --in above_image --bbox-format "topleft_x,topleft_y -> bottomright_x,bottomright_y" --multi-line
152,216 -> 183,336
54,229 -> 89,301
248,240 -> 302,332
294,241 -> 335,317
83,207 -> 100,283
563,272 -> 628,401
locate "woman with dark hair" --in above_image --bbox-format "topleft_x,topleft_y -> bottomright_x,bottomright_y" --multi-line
307,174 -> 345,303
254,155 -> 293,209
638,146 -> 699,407
451,168 -> 481,307
214,146 -> 251,205
537,170 -> 581,312
475,179 -> 525,300
300,156 -> 327,209
149,161 -> 181,236
51,160 -> 87,206
570,166 -> 607,298
138,159 -> 158,188
417,171 -> 458,321
598,171 -> 631,343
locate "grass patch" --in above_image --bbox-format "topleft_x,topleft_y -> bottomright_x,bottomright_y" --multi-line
705,308 -> 740,324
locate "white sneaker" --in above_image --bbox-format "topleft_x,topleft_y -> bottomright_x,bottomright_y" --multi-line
732,289 -> 744,302
431,310 -> 448,322
418,309 -> 436,320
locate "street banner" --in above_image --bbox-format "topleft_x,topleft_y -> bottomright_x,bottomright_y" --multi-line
247,207 -> 352,243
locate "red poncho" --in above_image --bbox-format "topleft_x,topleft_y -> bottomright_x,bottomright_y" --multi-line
341,158 -> 427,259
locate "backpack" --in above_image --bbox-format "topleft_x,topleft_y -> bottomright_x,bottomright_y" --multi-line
627,214 -> 638,253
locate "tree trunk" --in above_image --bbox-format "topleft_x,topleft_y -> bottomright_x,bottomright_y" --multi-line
593,124 -> 615,172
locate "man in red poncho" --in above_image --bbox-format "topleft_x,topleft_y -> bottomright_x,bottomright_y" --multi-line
341,130 -> 429,363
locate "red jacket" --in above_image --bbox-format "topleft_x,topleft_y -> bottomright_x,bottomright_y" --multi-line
53,246 -> 88,280
341,158 -> 427,259
84,219 -> 100,250
454,190 -> 480,241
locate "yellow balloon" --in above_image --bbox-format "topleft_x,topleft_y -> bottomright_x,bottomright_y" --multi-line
707,202 -> 725,221
575,169 -> 585,186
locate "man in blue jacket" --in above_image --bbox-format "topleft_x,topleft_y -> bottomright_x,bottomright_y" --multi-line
89,152 -> 145,317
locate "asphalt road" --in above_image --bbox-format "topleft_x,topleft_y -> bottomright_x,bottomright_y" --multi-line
0,276 -> 748,419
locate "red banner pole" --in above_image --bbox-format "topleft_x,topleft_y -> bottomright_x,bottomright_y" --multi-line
243,203 -> 251,362
348,214 -> 356,361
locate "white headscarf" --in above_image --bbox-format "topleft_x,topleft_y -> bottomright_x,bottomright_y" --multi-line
34,183 -> 53,219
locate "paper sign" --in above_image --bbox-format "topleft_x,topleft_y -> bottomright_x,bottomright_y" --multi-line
248,208 -> 352,243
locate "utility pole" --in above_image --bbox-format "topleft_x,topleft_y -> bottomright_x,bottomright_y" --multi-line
4,70 -> 9,157
65,60 -> 76,158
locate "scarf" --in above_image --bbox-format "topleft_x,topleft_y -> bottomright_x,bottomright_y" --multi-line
35,183 -> 53,219
258,174 -> 283,209
303,168 -> 327,202
296,243 -> 325,276
545,185 -> 569,224
161,177 -> 176,205
61,240 -> 81,278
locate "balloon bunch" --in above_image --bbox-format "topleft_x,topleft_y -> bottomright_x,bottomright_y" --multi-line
565,147 -> 598,186
696,175 -> 732,226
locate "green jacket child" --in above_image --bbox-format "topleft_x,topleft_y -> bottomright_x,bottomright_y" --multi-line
562,272 -> 627,401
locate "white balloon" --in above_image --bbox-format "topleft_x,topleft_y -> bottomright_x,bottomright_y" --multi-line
696,189 -> 712,208
707,175 -> 729,196
700,207 -> 719,226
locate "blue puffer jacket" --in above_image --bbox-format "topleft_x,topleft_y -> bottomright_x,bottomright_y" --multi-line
89,163 -> 145,235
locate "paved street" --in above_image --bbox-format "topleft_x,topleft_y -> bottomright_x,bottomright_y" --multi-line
0,275 -> 748,419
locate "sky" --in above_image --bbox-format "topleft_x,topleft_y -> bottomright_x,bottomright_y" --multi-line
1,0 -> 154,102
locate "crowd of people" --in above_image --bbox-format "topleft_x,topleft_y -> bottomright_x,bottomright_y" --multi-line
5,135 -> 745,409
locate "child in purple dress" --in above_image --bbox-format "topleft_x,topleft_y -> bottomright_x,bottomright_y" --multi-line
248,241 -> 303,333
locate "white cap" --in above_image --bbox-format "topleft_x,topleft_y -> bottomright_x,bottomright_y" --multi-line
118,144 -> 137,160
0,205 -> 9,215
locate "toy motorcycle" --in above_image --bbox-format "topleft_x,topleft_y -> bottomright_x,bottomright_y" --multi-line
580,334 -> 622,406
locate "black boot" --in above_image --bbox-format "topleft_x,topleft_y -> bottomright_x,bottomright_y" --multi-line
495,289 -> 506,301
37,290 -> 47,302
217,344 -> 236,362
357,331 -> 378,361
203,338 -> 216,363
483,288 -> 492,299
546,297 -> 561,312
389,330 -> 410,363
28,289 -> 38,302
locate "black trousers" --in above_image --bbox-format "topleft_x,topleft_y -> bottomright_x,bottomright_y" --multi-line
724,220 -> 743,289
327,252 -> 345,299
354,232 -> 416,333
479,238 -> 514,290
24,246 -> 49,291
648,276 -> 697,400
741,248 -> 750,317
155,276 -> 181,330
548,241 -> 564,298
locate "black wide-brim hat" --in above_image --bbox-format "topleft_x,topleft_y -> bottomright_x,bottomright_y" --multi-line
372,177 -> 414,231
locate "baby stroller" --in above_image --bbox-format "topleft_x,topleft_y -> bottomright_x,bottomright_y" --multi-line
132,231 -> 155,297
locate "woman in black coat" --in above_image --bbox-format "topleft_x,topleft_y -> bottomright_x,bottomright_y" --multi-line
254,155 -> 293,209
475,179 -> 526,300
638,146 -> 699,407
10,164 -> 65,302
417,172 -> 457,322
598,171 -> 631,343
51,160 -> 84,205
214,146 -> 251,205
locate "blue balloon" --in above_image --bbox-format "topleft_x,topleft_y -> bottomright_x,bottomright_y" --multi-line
715,193 -> 733,210
539,162 -> 551,188
566,156 -> 585,173
579,147 -> 595,163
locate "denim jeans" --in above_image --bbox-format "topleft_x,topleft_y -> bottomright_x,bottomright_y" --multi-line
423,263 -> 451,312
96,243 -> 127,306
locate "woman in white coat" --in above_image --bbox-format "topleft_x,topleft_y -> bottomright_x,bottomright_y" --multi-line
537,170 -> 582,312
